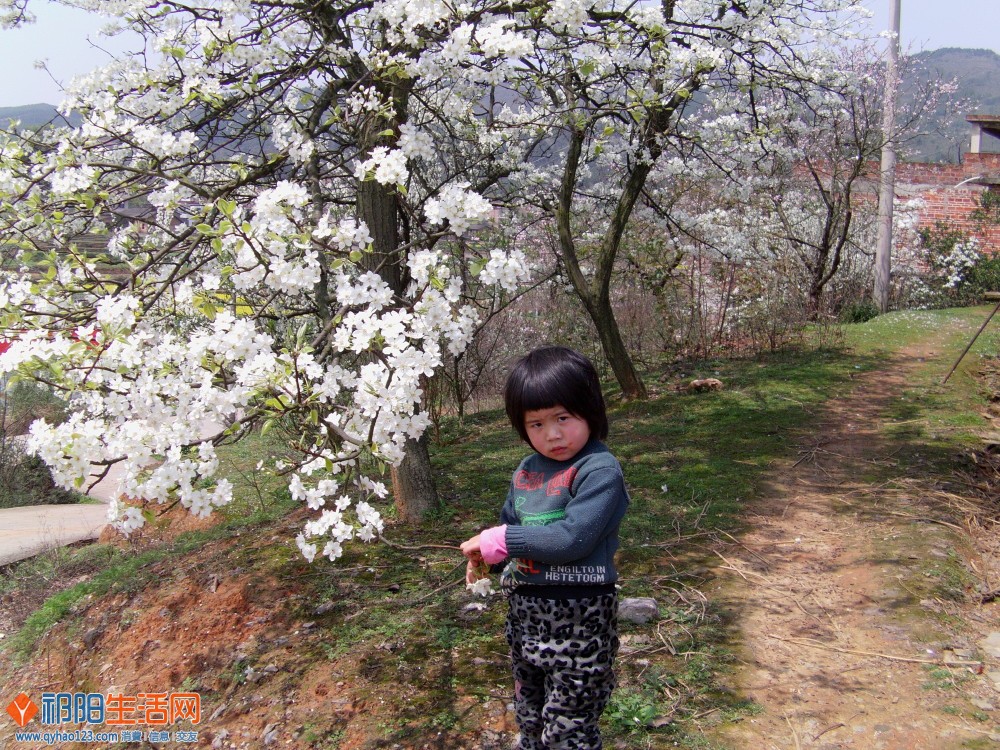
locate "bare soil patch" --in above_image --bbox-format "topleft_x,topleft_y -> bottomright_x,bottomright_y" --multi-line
712,339 -> 1000,749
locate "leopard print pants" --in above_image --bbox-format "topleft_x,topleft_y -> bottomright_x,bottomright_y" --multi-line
505,592 -> 619,750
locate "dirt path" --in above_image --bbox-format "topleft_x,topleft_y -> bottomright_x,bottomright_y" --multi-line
713,334 -> 1000,749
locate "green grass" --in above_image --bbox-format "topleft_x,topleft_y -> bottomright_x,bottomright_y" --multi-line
836,306 -> 1000,478
3,306 -> 997,748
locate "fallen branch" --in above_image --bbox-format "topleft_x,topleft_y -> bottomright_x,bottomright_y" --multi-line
785,713 -> 802,750
877,510 -> 965,533
814,712 -> 861,741
943,298 -> 1000,385
766,634 -> 981,668
813,722 -> 844,741
647,530 -> 717,548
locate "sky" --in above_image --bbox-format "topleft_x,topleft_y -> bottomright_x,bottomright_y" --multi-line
0,0 -> 998,108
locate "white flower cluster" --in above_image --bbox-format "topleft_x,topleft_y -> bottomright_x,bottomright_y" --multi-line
50,165 -> 96,196
939,239 -> 982,290
131,124 -> 197,159
354,147 -> 409,187
372,0 -> 451,46
0,278 -> 33,309
209,180 -> 325,296
477,18 -> 532,59
294,480 -> 386,562
424,183 -> 493,236
252,180 -> 309,233
335,270 -> 395,309
467,577 -> 494,597
271,117 -> 316,164
398,123 -> 435,162
315,217 -> 373,253
478,248 -> 531,293
543,0 -> 592,33
267,250 -> 321,296
95,294 -> 140,330
8,303 -> 285,536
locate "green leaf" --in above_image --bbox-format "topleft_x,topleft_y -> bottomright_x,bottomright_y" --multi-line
195,223 -> 215,235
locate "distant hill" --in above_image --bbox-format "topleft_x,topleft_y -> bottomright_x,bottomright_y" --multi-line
0,103 -> 80,129
902,48 -> 1000,162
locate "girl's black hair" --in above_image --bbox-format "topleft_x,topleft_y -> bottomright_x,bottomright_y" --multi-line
504,346 -> 608,444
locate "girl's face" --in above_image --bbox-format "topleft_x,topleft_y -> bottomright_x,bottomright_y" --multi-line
523,405 -> 591,462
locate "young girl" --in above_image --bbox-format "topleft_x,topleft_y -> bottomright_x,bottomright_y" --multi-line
461,346 -> 629,750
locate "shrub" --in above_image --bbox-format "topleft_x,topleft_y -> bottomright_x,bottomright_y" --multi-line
840,299 -> 881,324
0,379 -> 80,508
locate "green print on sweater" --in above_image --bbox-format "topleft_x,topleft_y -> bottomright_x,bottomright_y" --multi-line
514,496 -> 568,527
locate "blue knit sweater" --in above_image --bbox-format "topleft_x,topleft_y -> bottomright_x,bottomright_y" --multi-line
499,439 -> 629,588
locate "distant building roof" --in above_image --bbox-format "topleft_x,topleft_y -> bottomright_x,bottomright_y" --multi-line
968,115 -> 1000,153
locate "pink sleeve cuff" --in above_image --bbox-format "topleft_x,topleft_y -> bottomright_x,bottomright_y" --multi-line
479,525 -> 508,565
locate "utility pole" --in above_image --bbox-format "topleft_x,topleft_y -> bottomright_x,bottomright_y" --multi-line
874,0 -> 901,313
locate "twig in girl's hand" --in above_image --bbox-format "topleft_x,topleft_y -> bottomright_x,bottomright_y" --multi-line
378,534 -> 462,552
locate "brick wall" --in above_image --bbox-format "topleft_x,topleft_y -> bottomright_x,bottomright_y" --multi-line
896,153 -> 1000,250
859,153 -> 1000,251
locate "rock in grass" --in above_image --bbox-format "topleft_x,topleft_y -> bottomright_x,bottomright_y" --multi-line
980,632 -> 1000,659
619,597 -> 659,624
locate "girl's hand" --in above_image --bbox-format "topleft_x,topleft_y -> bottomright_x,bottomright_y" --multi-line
460,534 -> 482,559
466,556 -> 487,585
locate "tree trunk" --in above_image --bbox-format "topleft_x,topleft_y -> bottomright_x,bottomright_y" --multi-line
390,432 -> 438,523
357,118 -> 440,520
554,130 -> 648,400
590,293 -> 647,400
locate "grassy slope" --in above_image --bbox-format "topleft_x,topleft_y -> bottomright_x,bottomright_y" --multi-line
1,307 -> 996,749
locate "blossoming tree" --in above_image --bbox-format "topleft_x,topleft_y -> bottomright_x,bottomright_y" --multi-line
0,0 -> 532,558
494,0 -> 872,398
0,0 -> 875,560
637,42 -> 961,321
